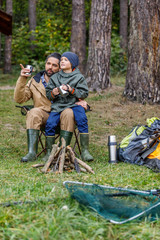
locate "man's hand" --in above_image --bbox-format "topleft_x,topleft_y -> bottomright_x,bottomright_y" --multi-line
20,64 -> 31,77
75,99 -> 88,110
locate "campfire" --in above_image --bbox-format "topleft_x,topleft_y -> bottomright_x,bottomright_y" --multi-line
32,138 -> 95,174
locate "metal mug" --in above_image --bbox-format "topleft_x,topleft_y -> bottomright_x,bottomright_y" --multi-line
25,65 -> 33,75
58,85 -> 69,97
108,135 -> 118,164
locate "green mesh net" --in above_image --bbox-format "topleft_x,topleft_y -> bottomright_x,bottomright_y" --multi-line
64,181 -> 160,224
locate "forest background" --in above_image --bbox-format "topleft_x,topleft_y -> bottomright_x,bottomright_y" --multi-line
0,0 -> 126,76
1,1 -> 160,239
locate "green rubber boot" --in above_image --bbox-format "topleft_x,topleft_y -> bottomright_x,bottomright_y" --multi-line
59,130 -> 73,146
42,136 -> 55,162
80,133 -> 93,161
21,129 -> 39,162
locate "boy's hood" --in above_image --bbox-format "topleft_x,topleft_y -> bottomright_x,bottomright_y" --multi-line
59,68 -> 81,78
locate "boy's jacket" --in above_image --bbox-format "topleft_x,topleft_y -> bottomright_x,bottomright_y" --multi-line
46,68 -> 89,112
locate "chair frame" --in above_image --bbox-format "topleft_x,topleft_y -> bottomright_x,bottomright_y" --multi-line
16,105 -> 81,157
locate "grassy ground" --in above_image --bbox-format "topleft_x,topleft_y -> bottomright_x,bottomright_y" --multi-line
1,73 -> 160,239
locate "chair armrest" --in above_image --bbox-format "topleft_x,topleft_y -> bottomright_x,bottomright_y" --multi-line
16,105 -> 34,116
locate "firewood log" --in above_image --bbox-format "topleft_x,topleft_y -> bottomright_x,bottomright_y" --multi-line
66,146 -> 95,174
54,146 -> 62,158
41,142 -> 59,173
68,163 -> 87,173
32,163 -> 45,168
58,137 -> 66,173
54,154 -> 61,171
79,167 -> 87,173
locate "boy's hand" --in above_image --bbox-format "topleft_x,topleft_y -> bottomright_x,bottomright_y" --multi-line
20,64 -> 32,77
62,84 -> 72,92
52,88 -> 59,96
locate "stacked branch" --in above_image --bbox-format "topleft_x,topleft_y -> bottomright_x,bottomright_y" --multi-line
32,138 -> 94,174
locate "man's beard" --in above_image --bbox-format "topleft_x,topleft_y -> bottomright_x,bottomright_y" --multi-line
45,69 -> 54,77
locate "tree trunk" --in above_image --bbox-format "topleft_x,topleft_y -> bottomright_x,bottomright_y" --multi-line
86,0 -> 113,91
0,1 -> 1,64
4,0 -> 12,74
124,0 -> 160,104
0,33 -> 1,64
70,0 -> 86,74
28,0 -> 36,50
120,0 -> 128,49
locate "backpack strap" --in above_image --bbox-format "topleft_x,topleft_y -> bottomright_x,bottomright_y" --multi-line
140,140 -> 160,160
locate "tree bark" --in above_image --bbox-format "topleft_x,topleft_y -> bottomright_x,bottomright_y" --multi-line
0,1 -> 1,64
124,0 -> 160,104
86,0 -> 113,91
28,0 -> 36,50
4,0 -> 12,74
70,0 -> 86,74
0,33 -> 1,64
120,0 -> 128,49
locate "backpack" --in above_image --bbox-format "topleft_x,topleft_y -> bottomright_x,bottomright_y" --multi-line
144,138 -> 160,172
118,117 -> 160,172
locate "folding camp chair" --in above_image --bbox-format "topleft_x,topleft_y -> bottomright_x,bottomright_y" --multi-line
16,105 -> 81,157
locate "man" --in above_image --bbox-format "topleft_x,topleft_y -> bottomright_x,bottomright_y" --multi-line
45,51 -> 93,161
14,53 -> 75,162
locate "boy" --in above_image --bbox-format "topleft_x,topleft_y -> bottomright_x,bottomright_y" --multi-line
45,51 -> 93,162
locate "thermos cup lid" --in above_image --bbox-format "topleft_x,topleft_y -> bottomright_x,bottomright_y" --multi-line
108,135 -> 117,146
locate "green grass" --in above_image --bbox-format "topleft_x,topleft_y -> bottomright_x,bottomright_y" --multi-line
0,68 -> 19,86
1,75 -> 160,239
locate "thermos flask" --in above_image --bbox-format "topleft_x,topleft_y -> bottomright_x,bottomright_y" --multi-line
58,85 -> 69,97
108,135 -> 118,163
